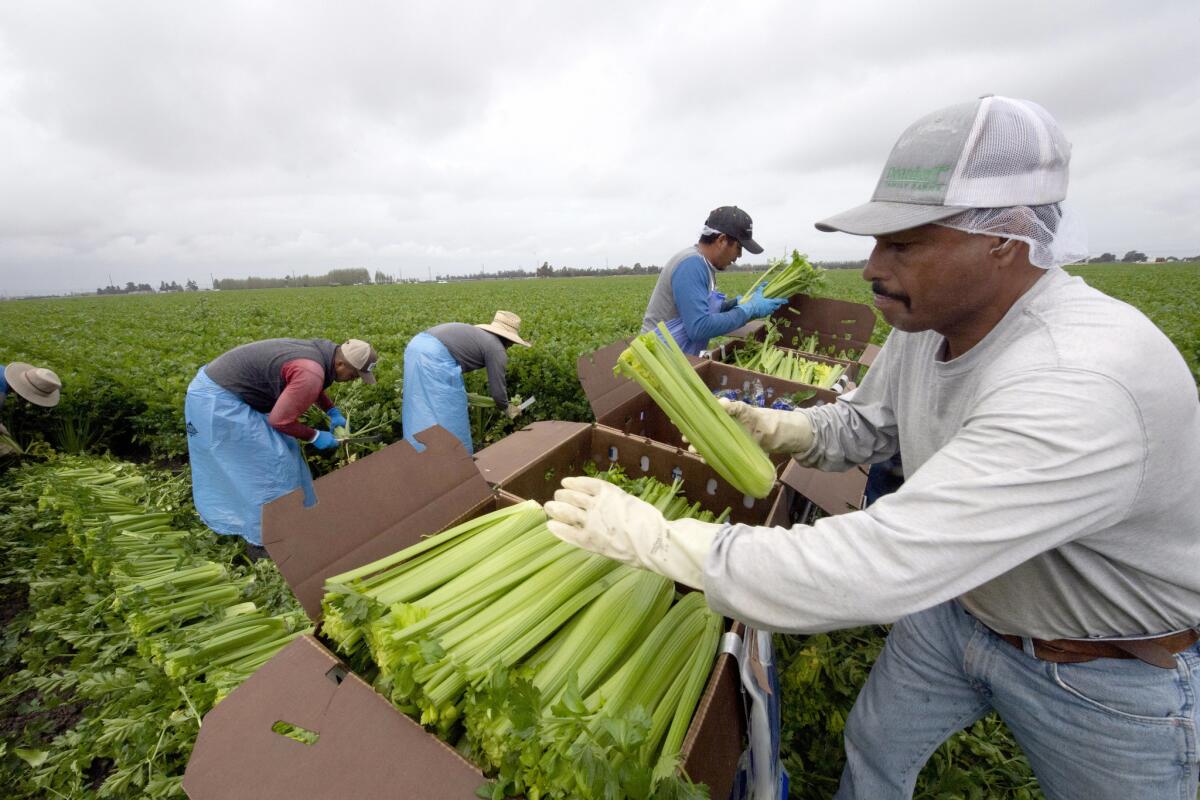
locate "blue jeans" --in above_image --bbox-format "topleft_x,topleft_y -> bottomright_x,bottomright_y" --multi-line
836,600 -> 1200,799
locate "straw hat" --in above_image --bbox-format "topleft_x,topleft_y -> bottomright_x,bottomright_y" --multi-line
4,363 -> 61,407
476,311 -> 531,347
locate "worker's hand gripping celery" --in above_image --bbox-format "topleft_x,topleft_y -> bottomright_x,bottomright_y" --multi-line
738,285 -> 788,320
718,398 -> 815,453
327,406 -> 348,433
616,324 -> 777,498
545,476 -> 718,591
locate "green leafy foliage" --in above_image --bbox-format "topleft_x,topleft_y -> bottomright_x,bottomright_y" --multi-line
0,456 -> 305,799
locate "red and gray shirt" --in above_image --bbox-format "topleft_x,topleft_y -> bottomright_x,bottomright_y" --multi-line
203,338 -> 337,440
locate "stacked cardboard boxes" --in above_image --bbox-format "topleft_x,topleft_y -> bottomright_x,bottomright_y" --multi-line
712,293 -> 882,374
185,424 -> 776,799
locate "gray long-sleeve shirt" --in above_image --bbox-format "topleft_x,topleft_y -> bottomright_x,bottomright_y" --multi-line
705,268 -> 1200,639
427,323 -> 510,409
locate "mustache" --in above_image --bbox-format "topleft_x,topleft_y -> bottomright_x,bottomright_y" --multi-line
871,281 -> 909,305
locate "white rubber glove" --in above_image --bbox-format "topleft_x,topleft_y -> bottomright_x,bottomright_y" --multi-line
544,476 -> 720,591
718,398 -> 815,454
505,404 -> 522,420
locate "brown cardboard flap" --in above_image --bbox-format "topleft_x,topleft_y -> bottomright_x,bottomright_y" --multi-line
183,636 -> 484,800
262,425 -> 493,620
860,343 -> 882,367
679,647 -> 742,799
577,337 -> 642,422
770,293 -> 876,344
778,458 -> 868,517
474,420 -> 592,486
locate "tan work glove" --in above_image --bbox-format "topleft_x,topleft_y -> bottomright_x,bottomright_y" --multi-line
545,476 -> 720,591
504,404 -> 522,420
718,398 -> 814,454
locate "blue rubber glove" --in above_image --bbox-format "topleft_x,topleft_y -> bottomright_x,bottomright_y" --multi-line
310,430 -> 338,450
740,286 -> 787,320
327,407 -> 348,431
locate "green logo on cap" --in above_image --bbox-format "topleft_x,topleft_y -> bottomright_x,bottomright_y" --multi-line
884,166 -> 951,190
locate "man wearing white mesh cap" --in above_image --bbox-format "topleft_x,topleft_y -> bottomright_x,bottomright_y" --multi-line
544,96 -> 1200,798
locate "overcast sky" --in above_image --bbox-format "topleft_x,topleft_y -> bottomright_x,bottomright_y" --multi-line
1,1 -> 1197,296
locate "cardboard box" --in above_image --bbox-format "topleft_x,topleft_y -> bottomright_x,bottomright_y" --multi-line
474,420 -> 769,799
576,339 -> 866,518
722,294 -> 880,368
184,427 -> 504,799
764,293 -> 878,362
185,425 -> 751,800
473,419 -> 785,527
578,337 -> 840,452
706,337 -> 862,385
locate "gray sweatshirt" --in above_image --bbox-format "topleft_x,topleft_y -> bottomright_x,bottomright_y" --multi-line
705,268 -> 1200,639
427,323 -> 510,409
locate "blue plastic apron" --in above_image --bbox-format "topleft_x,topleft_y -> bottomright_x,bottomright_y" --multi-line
0,363 -> 8,414
729,626 -> 789,800
401,332 -> 473,454
660,290 -> 728,355
184,368 -> 316,546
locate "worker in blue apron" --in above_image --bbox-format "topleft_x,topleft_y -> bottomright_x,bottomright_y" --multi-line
0,362 -> 63,454
402,311 -> 531,454
641,206 -> 786,355
185,337 -> 378,547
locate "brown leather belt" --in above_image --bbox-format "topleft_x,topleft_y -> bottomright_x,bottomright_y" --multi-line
995,628 -> 1199,669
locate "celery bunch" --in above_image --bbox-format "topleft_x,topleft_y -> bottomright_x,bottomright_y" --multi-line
617,324 -> 777,498
734,320 -> 848,388
744,249 -> 825,300
37,463 -> 313,707
319,470 -> 728,798
584,462 -> 731,524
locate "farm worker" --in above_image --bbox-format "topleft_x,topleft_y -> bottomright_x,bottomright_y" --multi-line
546,96 -> 1200,799
185,337 -> 378,547
641,205 -> 787,355
0,362 -> 62,454
402,310 -> 531,454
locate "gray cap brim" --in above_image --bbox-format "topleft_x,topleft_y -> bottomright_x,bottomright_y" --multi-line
814,201 -> 968,236
740,237 -> 763,255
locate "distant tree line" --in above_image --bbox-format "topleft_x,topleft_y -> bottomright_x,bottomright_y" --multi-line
95,250 -> 1194,299
212,268 -> 372,290
97,280 -> 197,295
1087,250 -> 1199,264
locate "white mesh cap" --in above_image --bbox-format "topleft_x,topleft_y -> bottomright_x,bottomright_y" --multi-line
935,203 -> 1088,269
815,95 -> 1087,266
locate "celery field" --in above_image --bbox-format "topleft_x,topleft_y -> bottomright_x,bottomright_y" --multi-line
1,262 -> 1197,799
1,263 -> 1195,462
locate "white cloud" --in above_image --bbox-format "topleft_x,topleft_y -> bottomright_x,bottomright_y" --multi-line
0,0 -> 1197,296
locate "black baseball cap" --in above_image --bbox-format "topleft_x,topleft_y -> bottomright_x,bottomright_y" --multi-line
705,206 -> 763,254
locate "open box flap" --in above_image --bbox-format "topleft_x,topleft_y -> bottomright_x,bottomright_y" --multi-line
182,636 -> 484,799
262,425 -> 493,620
778,458 -> 868,517
769,293 -> 876,344
473,420 -> 592,487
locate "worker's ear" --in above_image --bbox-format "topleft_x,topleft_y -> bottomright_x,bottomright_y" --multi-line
989,237 -> 1026,269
